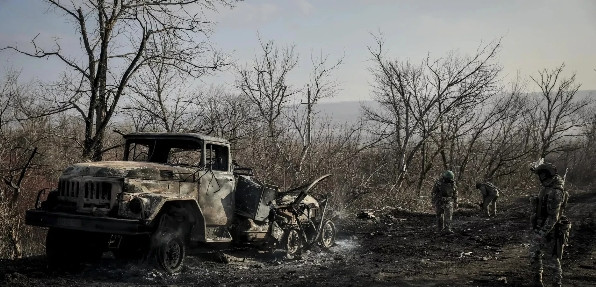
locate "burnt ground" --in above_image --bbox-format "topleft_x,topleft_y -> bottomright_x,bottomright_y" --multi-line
1,189 -> 595,287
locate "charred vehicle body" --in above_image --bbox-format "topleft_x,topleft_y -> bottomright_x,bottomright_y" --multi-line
26,133 -> 335,273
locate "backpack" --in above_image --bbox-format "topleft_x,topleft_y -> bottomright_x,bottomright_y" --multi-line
485,182 -> 499,196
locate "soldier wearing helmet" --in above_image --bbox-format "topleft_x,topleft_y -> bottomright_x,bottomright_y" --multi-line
431,170 -> 458,234
475,181 -> 500,217
529,162 -> 570,287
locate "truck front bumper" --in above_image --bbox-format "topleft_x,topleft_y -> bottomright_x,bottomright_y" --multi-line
25,209 -> 151,235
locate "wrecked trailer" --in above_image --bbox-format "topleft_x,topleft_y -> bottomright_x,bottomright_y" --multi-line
233,172 -> 336,256
25,132 -> 336,273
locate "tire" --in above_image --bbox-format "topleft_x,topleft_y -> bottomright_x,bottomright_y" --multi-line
283,228 -> 302,257
112,235 -> 149,261
318,220 -> 336,249
46,228 -> 82,271
46,228 -> 68,269
81,243 -> 104,263
80,231 -> 107,263
46,228 -> 107,271
151,208 -> 189,273
155,236 -> 186,273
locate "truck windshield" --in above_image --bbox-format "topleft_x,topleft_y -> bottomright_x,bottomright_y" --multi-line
124,138 -> 203,166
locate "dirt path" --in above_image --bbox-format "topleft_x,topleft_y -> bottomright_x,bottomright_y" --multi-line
1,189 -> 595,287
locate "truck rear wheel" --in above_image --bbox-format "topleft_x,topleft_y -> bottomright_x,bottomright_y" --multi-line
283,228 -> 302,257
318,220 -> 336,249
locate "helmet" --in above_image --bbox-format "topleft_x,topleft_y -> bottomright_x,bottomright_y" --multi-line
442,170 -> 455,180
534,162 -> 557,177
475,182 -> 482,189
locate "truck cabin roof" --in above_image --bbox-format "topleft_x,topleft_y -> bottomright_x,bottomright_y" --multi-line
123,132 -> 230,146
123,132 -> 230,163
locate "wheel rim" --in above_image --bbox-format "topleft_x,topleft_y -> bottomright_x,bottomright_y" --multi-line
286,229 -> 301,255
163,239 -> 182,270
320,221 -> 335,248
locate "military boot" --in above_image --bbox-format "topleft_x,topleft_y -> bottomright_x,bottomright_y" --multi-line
532,273 -> 543,287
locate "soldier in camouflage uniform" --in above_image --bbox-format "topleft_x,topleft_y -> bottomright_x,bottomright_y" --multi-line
529,162 -> 571,287
475,182 -> 499,217
432,170 -> 458,234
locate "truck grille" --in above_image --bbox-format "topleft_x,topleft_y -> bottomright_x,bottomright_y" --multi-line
59,179 -> 114,201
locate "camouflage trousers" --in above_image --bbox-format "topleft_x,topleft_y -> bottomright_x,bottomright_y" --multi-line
481,194 -> 498,217
435,199 -> 454,232
529,232 -> 562,286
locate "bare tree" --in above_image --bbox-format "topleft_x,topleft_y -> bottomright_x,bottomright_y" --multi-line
434,77 -> 524,181
237,38 -> 299,139
567,104 -> 596,184
123,42 -> 202,133
530,64 -> 591,158
364,36 -> 501,192
468,89 -> 535,181
280,52 -> 343,182
301,119 -> 367,210
0,70 -> 20,133
2,0 -> 233,160
195,88 -> 257,143
0,73 -> 46,259
585,108 -> 596,147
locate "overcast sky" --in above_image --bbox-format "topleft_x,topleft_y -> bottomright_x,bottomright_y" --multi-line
1,0 -> 595,102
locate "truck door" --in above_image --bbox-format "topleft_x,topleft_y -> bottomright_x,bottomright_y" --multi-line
198,143 -> 235,226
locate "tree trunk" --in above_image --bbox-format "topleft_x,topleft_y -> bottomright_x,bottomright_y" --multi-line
10,217 -> 22,259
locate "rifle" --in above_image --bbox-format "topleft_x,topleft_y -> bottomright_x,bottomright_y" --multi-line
555,216 -> 572,259
530,196 -> 539,230
562,167 -> 568,186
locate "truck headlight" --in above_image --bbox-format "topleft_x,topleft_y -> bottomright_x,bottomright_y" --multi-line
128,197 -> 146,214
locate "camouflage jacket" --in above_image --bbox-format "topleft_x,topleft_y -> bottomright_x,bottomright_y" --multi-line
533,175 -> 568,237
478,182 -> 499,198
432,178 -> 458,205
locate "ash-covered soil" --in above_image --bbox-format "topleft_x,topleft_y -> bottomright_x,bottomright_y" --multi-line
2,189 -> 595,287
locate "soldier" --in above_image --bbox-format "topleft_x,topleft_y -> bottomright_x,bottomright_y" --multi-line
475,181 -> 499,217
529,162 -> 571,287
432,170 -> 458,234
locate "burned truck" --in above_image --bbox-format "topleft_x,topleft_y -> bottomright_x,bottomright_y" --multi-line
25,132 -> 335,273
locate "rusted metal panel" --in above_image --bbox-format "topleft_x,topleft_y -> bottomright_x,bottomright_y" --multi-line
64,161 -> 197,181
25,209 -> 149,235
234,175 -> 277,222
198,170 -> 235,226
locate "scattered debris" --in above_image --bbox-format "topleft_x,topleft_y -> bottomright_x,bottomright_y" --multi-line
358,210 -> 376,219
2,188 -> 595,287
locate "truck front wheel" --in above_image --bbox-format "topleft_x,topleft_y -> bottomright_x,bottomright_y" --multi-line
112,235 -> 149,261
47,228 -> 100,270
151,211 -> 187,273
155,235 -> 185,273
